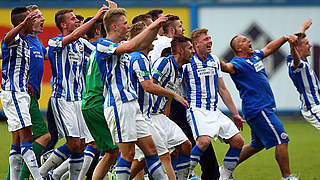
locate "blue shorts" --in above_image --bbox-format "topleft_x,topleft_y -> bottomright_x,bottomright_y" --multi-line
247,108 -> 289,149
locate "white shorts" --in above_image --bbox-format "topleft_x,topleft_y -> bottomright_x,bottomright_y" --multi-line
134,118 -> 169,161
51,97 -> 94,143
104,100 -> 151,143
0,90 -> 31,132
301,105 -> 320,130
186,107 -> 239,141
150,114 -> 188,152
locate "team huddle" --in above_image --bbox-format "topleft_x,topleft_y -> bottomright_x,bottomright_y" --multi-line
1,0 -> 317,180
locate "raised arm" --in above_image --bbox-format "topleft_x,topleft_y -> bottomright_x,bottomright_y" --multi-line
140,79 -> 189,108
261,35 -> 289,58
220,60 -> 237,75
217,77 -> 245,130
62,5 -> 109,46
115,15 -> 170,54
300,18 -> 312,34
289,41 -> 301,68
3,11 -> 37,46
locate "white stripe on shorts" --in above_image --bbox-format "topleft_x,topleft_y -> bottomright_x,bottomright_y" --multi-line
261,110 -> 281,145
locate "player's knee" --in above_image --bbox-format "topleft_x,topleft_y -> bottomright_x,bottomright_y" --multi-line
197,136 -> 211,150
66,138 -> 82,152
230,134 -> 244,149
180,140 -> 192,154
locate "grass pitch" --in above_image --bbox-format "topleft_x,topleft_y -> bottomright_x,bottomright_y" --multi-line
0,117 -> 319,179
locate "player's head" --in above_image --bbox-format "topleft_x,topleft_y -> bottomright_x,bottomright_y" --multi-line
163,16 -> 184,36
11,7 -> 30,28
26,5 -> 45,34
294,32 -> 312,59
147,9 -> 163,22
128,21 -> 154,52
84,17 -> 104,40
132,14 -> 153,26
230,35 -> 254,56
103,8 -> 129,41
191,28 -> 212,55
75,14 -> 84,28
55,9 -> 76,33
171,35 -> 194,64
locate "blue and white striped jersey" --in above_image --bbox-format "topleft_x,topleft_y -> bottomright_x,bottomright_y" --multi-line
151,55 -> 182,114
181,53 -> 222,111
129,51 -> 153,118
96,38 -> 137,107
287,55 -> 320,111
48,35 -> 95,101
1,34 -> 30,92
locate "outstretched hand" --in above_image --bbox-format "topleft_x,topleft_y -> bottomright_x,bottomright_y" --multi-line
23,11 -> 38,26
149,14 -> 173,29
106,0 -> 118,9
173,93 -> 189,108
233,114 -> 245,131
300,18 -> 312,33
94,5 -> 110,20
286,34 -> 298,45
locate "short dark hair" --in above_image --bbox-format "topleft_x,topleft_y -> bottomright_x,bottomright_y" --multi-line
132,14 -> 152,25
55,9 -> 73,32
163,16 -> 180,34
11,7 -> 29,27
294,32 -> 307,46
147,9 -> 163,21
84,17 -> 104,39
171,35 -> 192,55
230,35 -> 239,53
75,14 -> 84,22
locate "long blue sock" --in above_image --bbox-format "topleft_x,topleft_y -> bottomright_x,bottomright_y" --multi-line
190,145 -> 205,171
145,154 -> 168,180
223,147 -> 242,170
115,156 -> 131,180
175,153 -> 190,179
69,152 -> 84,180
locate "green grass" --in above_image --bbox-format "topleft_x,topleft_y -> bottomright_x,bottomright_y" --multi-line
1,117 -> 320,179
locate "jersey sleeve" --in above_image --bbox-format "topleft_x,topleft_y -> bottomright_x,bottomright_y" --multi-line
96,39 -> 119,60
286,55 -> 306,73
230,59 -> 244,74
132,55 -> 152,83
81,38 -> 95,54
151,57 -> 169,82
48,37 -> 63,52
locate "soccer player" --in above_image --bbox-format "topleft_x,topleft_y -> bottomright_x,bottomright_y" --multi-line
81,15 -> 119,180
39,6 -> 109,179
286,19 -> 320,131
13,5 -> 52,180
151,35 -> 195,180
1,7 -> 42,180
148,15 -> 184,63
96,8 -> 170,180
220,34 -> 299,180
147,9 -> 164,36
183,28 -> 244,180
128,22 -> 189,180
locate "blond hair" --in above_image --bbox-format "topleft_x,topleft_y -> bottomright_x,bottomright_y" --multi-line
191,28 -> 208,43
103,8 -> 127,33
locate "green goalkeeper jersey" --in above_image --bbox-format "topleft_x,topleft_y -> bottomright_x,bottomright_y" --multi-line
82,49 -> 104,110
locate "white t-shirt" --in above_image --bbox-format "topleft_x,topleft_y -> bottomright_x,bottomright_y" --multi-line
148,35 -> 172,64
